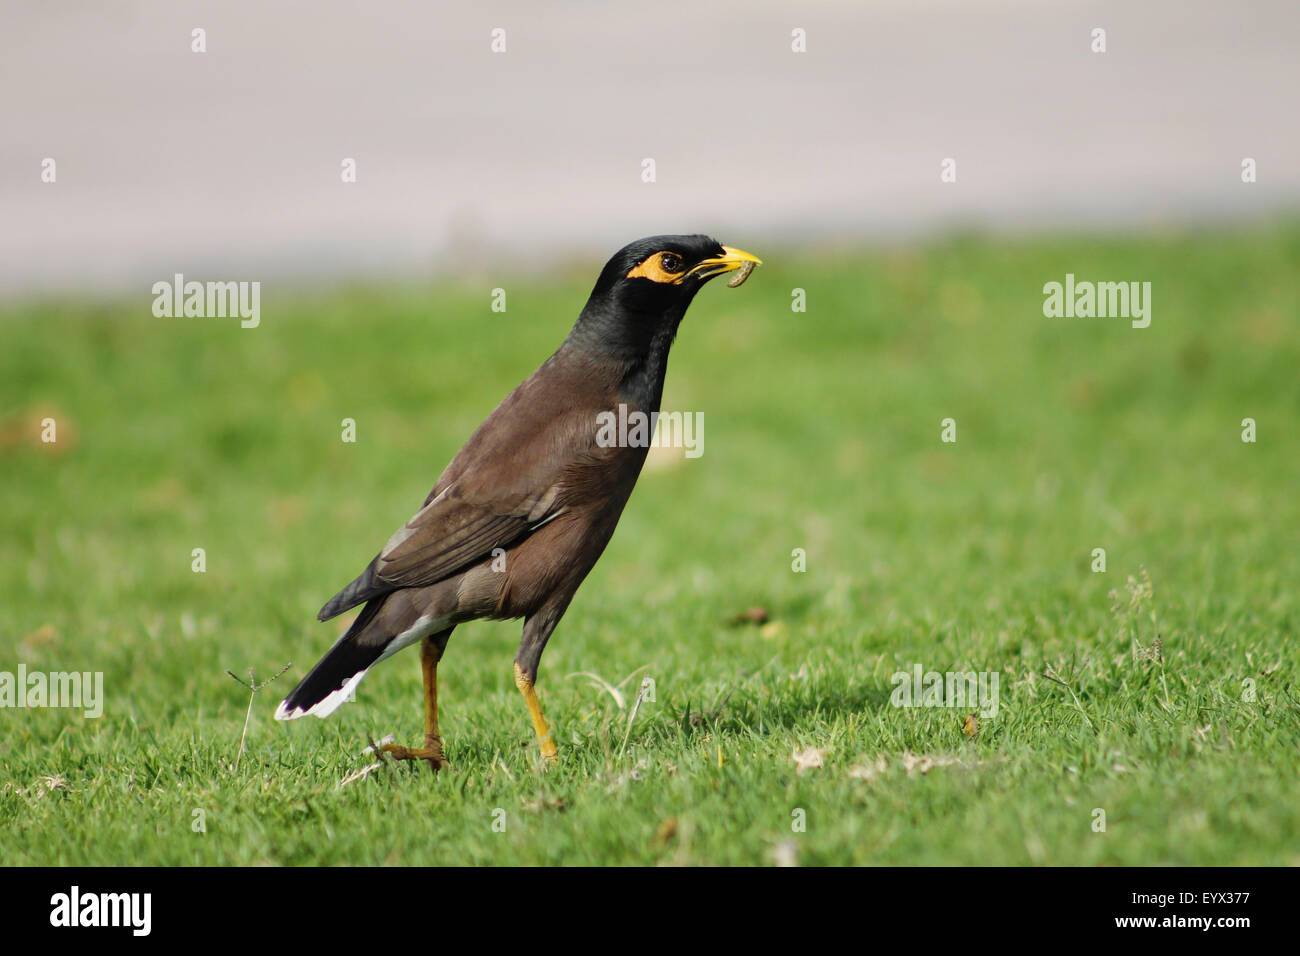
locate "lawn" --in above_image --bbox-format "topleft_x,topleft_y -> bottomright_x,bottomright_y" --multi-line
2,224 -> 1298,865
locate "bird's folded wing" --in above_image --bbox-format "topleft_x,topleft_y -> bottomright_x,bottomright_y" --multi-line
374,478 -> 562,588
314,482 -> 545,620
316,366 -> 605,620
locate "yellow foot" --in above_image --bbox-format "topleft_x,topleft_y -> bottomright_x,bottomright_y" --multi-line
375,735 -> 450,771
514,661 -> 560,768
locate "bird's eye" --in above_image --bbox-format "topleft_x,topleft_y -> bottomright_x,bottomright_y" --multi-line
660,253 -> 682,273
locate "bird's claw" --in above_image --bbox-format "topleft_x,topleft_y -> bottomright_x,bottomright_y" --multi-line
367,734 -> 450,771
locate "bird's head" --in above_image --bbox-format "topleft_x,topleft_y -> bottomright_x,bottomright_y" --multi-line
572,235 -> 762,359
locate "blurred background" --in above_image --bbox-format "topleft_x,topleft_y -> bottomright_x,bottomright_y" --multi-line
3,0 -> 1298,295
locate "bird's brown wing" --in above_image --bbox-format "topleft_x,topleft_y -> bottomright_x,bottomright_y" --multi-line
374,474 -> 563,588
317,364 -> 605,619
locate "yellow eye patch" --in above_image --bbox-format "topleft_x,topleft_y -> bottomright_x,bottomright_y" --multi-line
625,252 -> 686,284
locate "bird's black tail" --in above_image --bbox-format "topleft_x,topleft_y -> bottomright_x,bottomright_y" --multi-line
275,601 -> 387,720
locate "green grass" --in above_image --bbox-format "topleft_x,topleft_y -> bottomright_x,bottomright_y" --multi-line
2,224 -> 1298,865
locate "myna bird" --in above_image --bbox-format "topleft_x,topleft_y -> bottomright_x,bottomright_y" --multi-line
275,235 -> 761,768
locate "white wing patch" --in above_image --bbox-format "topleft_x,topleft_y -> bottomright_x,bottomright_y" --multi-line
381,484 -> 456,556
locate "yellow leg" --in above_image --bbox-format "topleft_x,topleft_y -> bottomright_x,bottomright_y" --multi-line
377,635 -> 449,770
421,635 -> 442,742
514,661 -> 558,764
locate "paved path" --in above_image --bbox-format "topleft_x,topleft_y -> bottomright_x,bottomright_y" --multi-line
3,0 -> 1296,295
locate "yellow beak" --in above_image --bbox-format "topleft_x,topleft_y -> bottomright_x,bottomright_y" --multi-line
683,246 -> 763,283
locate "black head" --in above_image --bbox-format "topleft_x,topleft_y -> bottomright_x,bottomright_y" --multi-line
569,234 -> 762,361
